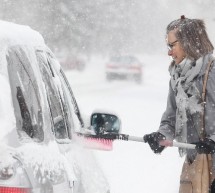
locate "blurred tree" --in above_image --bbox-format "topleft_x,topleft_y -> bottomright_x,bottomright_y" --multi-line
0,0 -> 214,57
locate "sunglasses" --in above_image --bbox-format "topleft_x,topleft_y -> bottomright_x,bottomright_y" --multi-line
167,40 -> 178,50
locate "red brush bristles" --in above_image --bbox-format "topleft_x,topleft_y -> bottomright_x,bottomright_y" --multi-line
76,132 -> 129,151
83,137 -> 113,151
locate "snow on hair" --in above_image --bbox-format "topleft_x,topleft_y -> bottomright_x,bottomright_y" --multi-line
166,17 -> 214,60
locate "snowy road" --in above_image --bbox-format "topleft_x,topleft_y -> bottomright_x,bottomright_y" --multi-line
66,54 -> 185,193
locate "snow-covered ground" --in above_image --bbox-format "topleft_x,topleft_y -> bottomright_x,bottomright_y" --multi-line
66,54 -> 185,193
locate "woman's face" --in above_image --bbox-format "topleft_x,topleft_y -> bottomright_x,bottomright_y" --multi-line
166,30 -> 186,64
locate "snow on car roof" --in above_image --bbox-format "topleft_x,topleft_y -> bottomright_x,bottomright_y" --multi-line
0,20 -> 45,47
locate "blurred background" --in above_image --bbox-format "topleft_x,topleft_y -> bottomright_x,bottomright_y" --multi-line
0,0 -> 215,65
1,1 -> 215,192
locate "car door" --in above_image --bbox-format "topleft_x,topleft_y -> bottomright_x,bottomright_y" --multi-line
40,50 -> 110,193
6,45 -> 74,193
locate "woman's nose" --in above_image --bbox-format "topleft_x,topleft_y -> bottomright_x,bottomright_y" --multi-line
168,50 -> 173,56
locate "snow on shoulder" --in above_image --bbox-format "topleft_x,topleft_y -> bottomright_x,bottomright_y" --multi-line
0,20 -> 45,48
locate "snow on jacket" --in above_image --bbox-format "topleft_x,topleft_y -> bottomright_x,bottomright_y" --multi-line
158,53 -> 215,148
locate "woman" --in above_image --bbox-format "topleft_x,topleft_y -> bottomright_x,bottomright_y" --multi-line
144,16 -> 215,192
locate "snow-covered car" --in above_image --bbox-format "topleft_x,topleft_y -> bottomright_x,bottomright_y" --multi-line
0,20 -> 119,193
105,55 -> 143,83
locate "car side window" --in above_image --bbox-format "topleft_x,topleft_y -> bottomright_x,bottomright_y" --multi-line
47,54 -> 83,133
36,50 -> 72,140
58,69 -> 83,132
7,47 -> 44,142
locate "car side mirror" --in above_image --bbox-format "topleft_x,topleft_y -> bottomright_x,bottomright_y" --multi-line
90,113 -> 121,135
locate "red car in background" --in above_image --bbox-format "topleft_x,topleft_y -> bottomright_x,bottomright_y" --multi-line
57,53 -> 86,71
105,55 -> 143,84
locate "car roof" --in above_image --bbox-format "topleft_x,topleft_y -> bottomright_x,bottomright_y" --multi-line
0,21 -> 47,73
0,20 -> 45,48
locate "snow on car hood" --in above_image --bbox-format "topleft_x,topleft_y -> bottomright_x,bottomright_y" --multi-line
0,141 -> 76,184
17,141 -> 76,183
0,140 -> 110,193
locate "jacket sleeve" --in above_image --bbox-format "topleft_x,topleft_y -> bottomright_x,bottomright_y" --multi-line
158,81 -> 176,140
205,63 -> 215,142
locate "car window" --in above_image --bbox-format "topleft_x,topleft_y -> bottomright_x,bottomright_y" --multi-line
49,56 -> 83,132
36,50 -> 72,140
58,68 -> 84,132
7,46 -> 44,142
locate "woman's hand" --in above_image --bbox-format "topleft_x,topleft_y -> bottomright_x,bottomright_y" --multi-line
195,138 -> 215,154
143,132 -> 166,154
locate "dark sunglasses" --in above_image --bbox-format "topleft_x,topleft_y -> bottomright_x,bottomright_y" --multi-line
167,40 -> 178,50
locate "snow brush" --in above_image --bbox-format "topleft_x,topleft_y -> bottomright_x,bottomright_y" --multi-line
76,132 -> 196,150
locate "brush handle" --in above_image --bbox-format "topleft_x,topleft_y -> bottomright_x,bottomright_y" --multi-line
76,132 -> 196,149
129,136 -> 196,149
158,140 -> 196,149
172,141 -> 196,149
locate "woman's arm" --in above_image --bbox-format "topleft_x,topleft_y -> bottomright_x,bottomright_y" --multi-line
158,81 -> 176,140
205,62 -> 215,141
